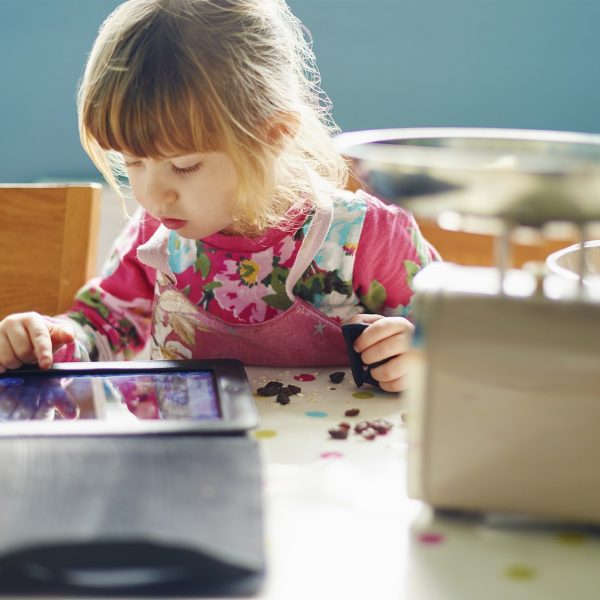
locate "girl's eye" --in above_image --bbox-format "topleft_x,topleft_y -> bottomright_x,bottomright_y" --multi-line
124,160 -> 143,168
172,162 -> 202,175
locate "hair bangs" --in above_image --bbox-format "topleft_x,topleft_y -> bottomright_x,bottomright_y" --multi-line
86,78 -> 220,160
83,12 -> 222,160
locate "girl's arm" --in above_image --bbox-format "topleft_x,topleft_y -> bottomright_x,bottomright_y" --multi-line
53,208 -> 160,363
350,195 -> 439,392
353,194 -> 439,318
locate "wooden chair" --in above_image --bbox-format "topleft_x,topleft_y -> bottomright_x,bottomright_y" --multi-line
414,218 -> 575,268
0,184 -> 102,320
347,173 -> 574,267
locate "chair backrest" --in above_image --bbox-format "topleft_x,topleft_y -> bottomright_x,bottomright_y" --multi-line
414,218 -> 575,268
0,184 -> 102,320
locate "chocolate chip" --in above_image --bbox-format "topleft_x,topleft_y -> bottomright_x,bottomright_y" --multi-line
283,384 -> 301,395
328,427 -> 349,440
344,408 -> 360,417
370,419 -> 393,434
361,428 -> 378,441
256,387 -> 275,396
276,391 -> 291,405
329,371 -> 345,384
256,381 -> 284,396
338,422 -> 351,430
354,420 -> 371,434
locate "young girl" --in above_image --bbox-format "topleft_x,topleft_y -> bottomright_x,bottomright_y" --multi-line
0,0 -> 438,392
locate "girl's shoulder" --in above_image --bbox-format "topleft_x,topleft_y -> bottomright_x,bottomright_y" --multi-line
330,186 -> 370,209
328,187 -> 414,228
329,186 -> 405,211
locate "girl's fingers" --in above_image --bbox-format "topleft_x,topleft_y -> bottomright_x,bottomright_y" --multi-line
48,323 -> 75,347
0,326 -> 32,370
0,312 -> 56,371
0,332 -> 17,372
353,317 -> 413,353
379,376 -> 407,393
22,315 -> 55,369
359,331 -> 413,366
346,313 -> 385,326
369,354 -> 409,384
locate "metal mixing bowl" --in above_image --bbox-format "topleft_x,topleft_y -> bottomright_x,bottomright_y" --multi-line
335,128 -> 600,227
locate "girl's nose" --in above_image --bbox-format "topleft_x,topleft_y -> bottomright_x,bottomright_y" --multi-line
144,173 -> 177,211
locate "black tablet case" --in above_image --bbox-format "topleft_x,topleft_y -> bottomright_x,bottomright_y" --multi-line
0,436 -> 264,597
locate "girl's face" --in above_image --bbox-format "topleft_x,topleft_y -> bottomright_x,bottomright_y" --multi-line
122,151 -> 239,239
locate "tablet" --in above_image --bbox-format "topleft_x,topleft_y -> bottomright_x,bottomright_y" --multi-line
0,359 -> 259,435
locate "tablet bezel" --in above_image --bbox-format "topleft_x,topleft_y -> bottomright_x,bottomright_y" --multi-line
0,359 -> 259,436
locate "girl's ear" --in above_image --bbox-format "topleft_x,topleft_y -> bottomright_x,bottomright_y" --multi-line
264,111 -> 300,149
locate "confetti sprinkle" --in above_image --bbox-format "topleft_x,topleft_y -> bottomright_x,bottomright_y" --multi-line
505,565 -> 536,581
320,451 -> 344,459
352,391 -> 375,399
556,531 -> 587,545
252,429 -> 278,439
417,532 -> 445,545
305,411 -> 328,418
294,373 -> 316,382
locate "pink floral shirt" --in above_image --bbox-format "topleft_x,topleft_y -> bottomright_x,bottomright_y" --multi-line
57,190 -> 438,362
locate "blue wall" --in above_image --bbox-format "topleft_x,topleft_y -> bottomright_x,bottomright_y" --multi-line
1,0 -> 599,182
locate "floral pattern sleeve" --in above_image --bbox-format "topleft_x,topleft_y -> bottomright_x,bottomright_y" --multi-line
54,209 -> 159,362
352,194 -> 439,319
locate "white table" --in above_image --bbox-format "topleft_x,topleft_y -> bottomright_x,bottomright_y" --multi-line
245,365 -> 600,600
9,365 -> 600,600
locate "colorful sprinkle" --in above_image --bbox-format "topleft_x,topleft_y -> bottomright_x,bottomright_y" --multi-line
556,531 -> 587,545
294,373 -> 316,382
417,532 -> 445,545
505,565 -> 536,581
320,451 -> 344,459
352,391 -> 374,399
253,429 -> 278,439
305,411 -> 328,418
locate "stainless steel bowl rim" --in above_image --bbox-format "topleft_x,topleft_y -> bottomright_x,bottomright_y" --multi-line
335,127 -> 600,173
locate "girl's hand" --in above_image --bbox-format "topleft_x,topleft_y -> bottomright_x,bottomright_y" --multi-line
0,312 -> 75,372
347,313 -> 414,393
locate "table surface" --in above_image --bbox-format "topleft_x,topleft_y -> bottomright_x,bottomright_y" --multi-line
7,364 -> 599,600
243,365 -> 600,600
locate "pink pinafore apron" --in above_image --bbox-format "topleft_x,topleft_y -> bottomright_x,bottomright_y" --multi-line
137,206 -> 349,366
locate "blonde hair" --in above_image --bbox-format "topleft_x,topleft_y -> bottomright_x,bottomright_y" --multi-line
78,0 -> 348,234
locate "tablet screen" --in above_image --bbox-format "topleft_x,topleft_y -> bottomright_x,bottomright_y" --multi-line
0,371 -> 221,423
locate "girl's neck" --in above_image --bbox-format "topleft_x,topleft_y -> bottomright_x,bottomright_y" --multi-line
223,196 -> 311,238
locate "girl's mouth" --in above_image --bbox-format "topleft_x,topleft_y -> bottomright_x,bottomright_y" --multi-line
161,218 -> 188,230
